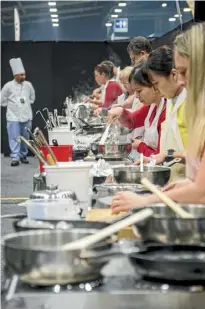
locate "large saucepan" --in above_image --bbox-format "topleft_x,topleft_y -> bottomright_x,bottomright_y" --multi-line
2,229 -> 116,286
112,165 -> 171,186
132,204 -> 205,244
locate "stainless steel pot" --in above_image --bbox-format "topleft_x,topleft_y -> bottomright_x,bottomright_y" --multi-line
93,183 -> 151,199
112,165 -> 170,186
132,204 -> 205,244
2,229 -> 116,286
91,142 -> 132,160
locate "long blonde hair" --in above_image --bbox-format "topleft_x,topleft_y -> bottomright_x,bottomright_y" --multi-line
174,22 -> 205,158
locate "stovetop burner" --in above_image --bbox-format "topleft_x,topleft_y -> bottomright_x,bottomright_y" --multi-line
22,276 -> 104,292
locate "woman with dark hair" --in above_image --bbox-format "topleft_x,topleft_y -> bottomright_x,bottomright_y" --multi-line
89,61 -> 123,110
108,63 -> 166,157
134,47 -> 187,180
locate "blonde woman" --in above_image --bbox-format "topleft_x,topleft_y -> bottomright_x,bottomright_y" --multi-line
111,22 -> 205,214
114,66 -> 143,110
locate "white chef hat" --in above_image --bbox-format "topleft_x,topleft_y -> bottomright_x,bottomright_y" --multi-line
9,58 -> 25,76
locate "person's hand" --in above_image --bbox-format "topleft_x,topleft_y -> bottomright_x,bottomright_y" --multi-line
132,138 -> 142,150
163,178 -> 192,192
108,106 -> 123,124
93,108 -> 102,117
154,153 -> 166,164
134,156 -> 150,165
111,191 -> 148,214
82,96 -> 91,103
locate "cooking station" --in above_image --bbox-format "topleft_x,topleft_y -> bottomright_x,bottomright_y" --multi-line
2,256 -> 205,309
2,100 -> 205,309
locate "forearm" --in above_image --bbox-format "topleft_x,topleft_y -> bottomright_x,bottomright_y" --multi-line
90,99 -> 102,105
144,182 -> 205,205
120,95 -> 135,109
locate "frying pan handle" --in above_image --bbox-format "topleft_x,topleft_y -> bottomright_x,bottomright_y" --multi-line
1,214 -> 26,219
80,243 -> 141,260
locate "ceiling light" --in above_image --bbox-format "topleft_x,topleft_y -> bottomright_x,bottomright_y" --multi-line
162,3 -> 167,7
111,14 -> 118,18
169,17 -> 176,22
174,14 -> 182,18
48,2 -> 56,6
51,14 -> 58,18
118,3 -> 127,7
114,9 -> 122,13
183,7 -> 191,12
50,8 -> 57,12
52,18 -> 59,23
52,23 -> 59,27
105,22 -> 112,27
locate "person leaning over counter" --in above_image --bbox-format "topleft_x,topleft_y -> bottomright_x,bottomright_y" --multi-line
1,58 -> 35,167
86,61 -> 121,104
90,61 -> 123,114
108,62 -> 166,157
111,22 -> 205,214
95,66 -> 143,116
120,36 -> 153,109
134,46 -> 188,181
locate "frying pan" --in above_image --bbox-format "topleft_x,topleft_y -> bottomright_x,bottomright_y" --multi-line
13,217 -> 110,232
129,244 -> 205,282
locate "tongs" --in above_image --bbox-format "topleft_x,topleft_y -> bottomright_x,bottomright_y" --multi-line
99,124 -> 111,145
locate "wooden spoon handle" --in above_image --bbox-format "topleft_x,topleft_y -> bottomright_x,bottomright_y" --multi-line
141,178 -> 194,219
63,208 -> 153,251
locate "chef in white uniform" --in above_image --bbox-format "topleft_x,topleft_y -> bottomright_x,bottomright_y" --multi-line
1,58 -> 35,166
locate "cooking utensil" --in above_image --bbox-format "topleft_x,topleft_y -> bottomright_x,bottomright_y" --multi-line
163,158 -> 182,167
129,244 -> 205,281
91,142 -> 132,160
18,137 -> 48,165
93,183 -> 151,199
25,127 -> 42,147
140,153 -> 144,173
62,208 -> 153,250
2,229 -> 117,285
141,178 -> 193,219
113,165 -> 170,186
99,124 -> 111,145
132,204 -> 205,244
54,109 -> 60,127
47,154 -> 55,165
36,110 -> 51,130
13,217 -> 111,232
34,128 -> 57,164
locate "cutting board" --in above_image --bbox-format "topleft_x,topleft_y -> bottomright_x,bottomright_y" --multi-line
86,209 -> 139,239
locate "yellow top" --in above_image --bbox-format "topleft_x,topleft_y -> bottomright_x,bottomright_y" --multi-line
170,100 -> 187,147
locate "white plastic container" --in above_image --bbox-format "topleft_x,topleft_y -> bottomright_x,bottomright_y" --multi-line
44,162 -> 94,215
24,199 -> 81,220
48,129 -> 74,146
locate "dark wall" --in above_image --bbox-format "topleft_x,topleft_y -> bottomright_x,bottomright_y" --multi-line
1,41 -> 130,155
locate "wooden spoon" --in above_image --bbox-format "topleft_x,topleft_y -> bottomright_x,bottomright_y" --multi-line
141,177 -> 194,219
62,208 -> 153,251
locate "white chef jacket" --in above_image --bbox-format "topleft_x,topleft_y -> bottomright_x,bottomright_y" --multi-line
1,80 -> 35,122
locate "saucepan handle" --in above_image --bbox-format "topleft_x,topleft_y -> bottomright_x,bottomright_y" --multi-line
0,214 -> 26,219
80,243 -> 142,261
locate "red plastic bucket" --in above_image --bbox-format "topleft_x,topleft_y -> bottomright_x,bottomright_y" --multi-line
39,145 -> 73,172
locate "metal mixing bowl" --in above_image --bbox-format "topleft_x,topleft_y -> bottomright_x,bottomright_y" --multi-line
112,165 -> 170,186
90,142 -> 132,159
